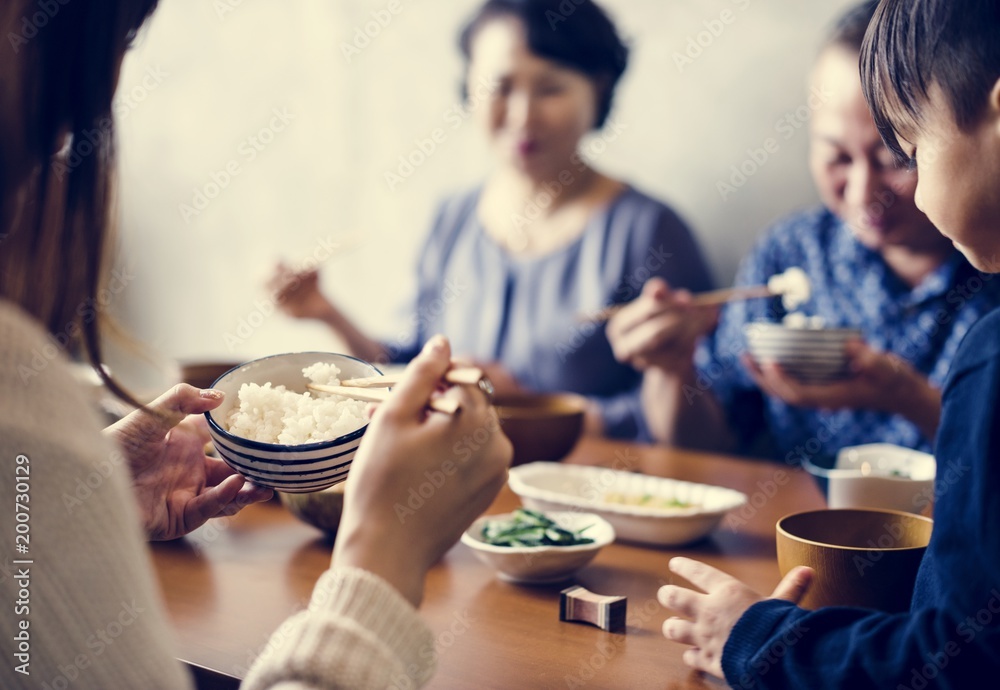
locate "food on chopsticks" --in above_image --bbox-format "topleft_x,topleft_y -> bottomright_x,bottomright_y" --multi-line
782,312 -> 827,329
602,492 -> 698,510
480,509 -> 595,547
580,266 -> 813,323
767,267 -> 812,310
226,362 -> 367,445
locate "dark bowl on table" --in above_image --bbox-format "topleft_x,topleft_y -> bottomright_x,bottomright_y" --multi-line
280,483 -> 347,535
180,361 -> 244,390
494,393 -> 587,466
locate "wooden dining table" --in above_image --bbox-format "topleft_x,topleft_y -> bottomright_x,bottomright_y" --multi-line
150,438 -> 826,690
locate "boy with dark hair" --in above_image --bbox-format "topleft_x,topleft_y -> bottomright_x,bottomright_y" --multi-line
656,0 -> 1000,687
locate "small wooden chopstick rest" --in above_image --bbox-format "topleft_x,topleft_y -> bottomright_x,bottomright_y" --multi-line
560,586 -> 627,633
306,383 -> 461,415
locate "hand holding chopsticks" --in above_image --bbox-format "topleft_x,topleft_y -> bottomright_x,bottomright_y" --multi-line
307,383 -> 463,415
581,285 -> 773,323
578,267 -> 810,323
339,366 -> 485,388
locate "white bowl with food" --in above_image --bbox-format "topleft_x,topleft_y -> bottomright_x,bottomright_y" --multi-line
804,443 -> 936,513
461,509 -> 615,584
744,320 -> 862,382
507,463 -> 747,546
205,352 -> 379,493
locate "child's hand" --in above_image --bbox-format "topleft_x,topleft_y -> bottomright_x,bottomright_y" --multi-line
658,557 -> 813,679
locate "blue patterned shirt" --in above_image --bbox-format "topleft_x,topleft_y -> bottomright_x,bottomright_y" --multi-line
695,206 -> 1000,466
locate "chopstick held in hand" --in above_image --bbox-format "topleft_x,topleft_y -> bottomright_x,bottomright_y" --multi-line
577,285 -> 772,323
307,365 -> 490,415
340,366 -> 485,388
307,383 -> 462,415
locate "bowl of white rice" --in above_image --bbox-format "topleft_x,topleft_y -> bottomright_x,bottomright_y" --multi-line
204,352 -> 380,493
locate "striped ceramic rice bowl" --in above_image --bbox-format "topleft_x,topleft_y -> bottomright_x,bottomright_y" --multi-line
205,352 -> 380,493
744,322 -> 862,382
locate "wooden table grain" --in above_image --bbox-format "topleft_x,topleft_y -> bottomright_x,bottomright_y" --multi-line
150,438 -> 825,689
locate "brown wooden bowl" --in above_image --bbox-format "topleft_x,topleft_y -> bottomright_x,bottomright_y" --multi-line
776,508 -> 933,613
279,483 -> 346,535
179,361 -> 243,390
493,393 -> 587,466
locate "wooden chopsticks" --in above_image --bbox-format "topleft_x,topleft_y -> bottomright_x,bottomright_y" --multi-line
689,285 -> 774,306
306,367 -> 484,415
578,285 -> 774,323
340,367 -> 484,388
307,383 -> 461,415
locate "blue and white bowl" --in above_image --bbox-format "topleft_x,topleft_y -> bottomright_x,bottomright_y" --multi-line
744,322 -> 862,382
205,352 -> 380,493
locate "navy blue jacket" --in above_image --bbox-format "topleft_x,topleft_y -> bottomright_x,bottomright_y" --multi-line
722,307 -> 1000,689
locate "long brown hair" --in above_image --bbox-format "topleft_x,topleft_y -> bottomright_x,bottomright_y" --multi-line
0,0 -> 158,401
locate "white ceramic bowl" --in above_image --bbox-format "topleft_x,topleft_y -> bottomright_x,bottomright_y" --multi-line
461,511 -> 614,584
744,322 -> 862,382
205,352 -> 379,493
805,443 -> 936,513
507,463 -> 747,546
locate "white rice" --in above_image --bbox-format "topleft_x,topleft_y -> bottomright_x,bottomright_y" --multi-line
782,312 -> 827,329
226,362 -> 367,445
767,267 -> 812,310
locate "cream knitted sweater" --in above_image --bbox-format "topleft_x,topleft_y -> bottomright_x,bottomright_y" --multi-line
0,301 -> 435,689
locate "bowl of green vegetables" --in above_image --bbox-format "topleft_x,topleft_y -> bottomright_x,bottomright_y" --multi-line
461,508 -> 615,584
